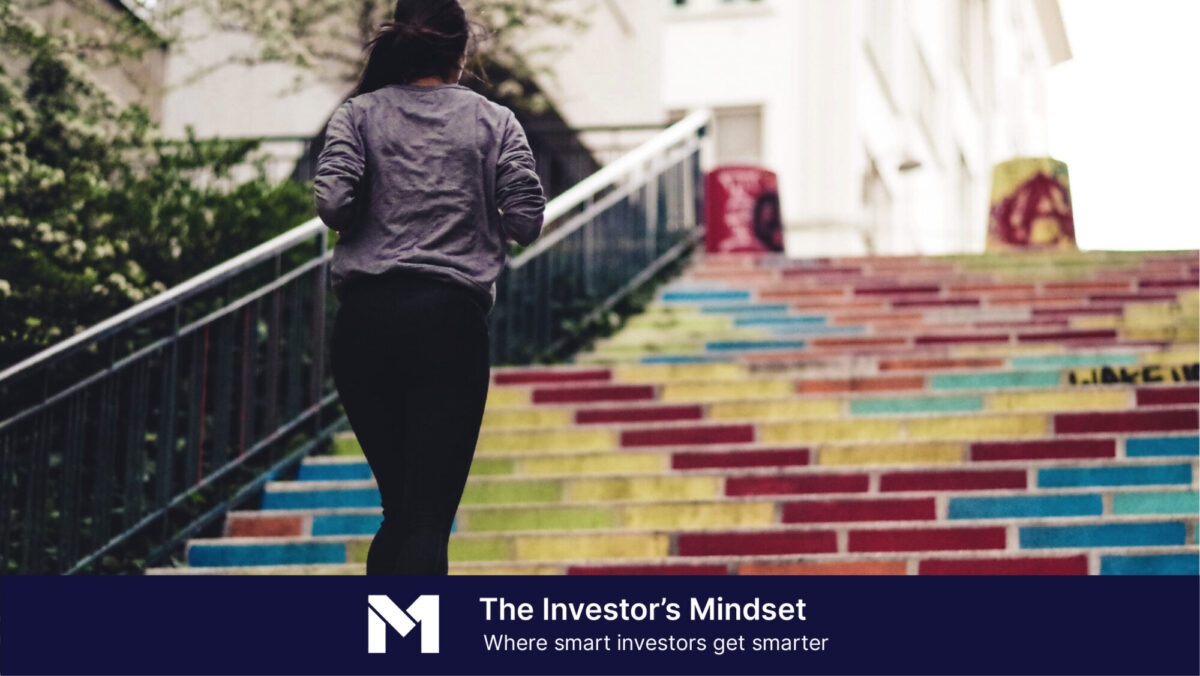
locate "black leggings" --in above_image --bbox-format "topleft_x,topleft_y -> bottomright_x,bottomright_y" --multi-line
330,271 -> 491,575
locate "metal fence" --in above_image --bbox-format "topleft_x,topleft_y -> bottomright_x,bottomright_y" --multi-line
0,110 -> 709,574
0,229 -> 342,574
491,111 -> 710,364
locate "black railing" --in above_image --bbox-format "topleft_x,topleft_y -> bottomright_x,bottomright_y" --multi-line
0,227 -> 343,574
491,111 -> 709,364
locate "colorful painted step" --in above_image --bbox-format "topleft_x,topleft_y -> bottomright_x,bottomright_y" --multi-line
149,249 -> 1199,577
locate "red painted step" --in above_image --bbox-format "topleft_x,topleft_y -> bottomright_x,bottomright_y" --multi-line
1139,277 -> 1200,289
971,439 -> 1115,461
567,564 -> 728,575
1018,329 -> 1118,343
914,334 -> 1009,345
880,469 -> 1027,492
495,369 -> 612,385
621,425 -> 755,448
672,448 -> 810,470
227,516 -> 303,538
1054,408 -> 1199,434
855,285 -> 942,296
892,298 -> 981,308
849,527 -> 1006,553
725,474 -> 869,497
576,405 -> 703,425
782,498 -> 936,523
678,531 -> 838,557
1136,387 -> 1200,407
919,556 -> 1088,575
878,358 -> 1005,371
533,385 -> 655,404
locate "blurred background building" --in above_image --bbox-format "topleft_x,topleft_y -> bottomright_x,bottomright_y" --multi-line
537,0 -> 1071,257
144,0 -> 1070,258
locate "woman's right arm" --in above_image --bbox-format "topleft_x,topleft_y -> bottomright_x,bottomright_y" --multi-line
495,111 -> 546,246
314,101 -> 366,234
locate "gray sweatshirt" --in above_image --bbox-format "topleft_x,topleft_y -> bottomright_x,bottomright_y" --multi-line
314,83 -> 546,312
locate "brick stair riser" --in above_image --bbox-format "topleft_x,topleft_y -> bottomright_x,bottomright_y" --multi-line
463,408 -> 1200,456
489,351 -> 1198,387
184,516 -> 1199,569
228,487 -> 1199,538
472,388 -> 1199,432
154,546 -> 1200,576
323,433 -> 1200,477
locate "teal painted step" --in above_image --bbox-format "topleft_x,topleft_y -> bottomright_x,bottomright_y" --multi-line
262,488 -> 379,510
931,371 -> 1062,390
313,514 -> 384,536
1113,492 -> 1200,516
640,355 -> 733,364
764,326 -> 865,337
1126,436 -> 1198,457
851,396 -> 983,416
949,494 -> 1103,519
1038,464 -> 1193,488
733,316 -> 826,326
701,305 -> 790,314
1011,354 -> 1140,368
311,513 -> 457,536
1100,553 -> 1200,575
706,340 -> 806,351
662,291 -> 752,303
298,464 -> 373,481
1019,522 -> 1189,549
189,542 -> 347,567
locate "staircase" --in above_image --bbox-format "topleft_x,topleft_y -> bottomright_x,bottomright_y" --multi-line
148,249 -> 1200,576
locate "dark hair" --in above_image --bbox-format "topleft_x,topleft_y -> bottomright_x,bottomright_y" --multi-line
352,0 -> 476,97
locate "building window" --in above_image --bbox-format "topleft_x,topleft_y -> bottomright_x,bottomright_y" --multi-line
713,106 -> 764,166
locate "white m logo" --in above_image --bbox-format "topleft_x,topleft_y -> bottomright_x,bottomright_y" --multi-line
367,595 -> 440,654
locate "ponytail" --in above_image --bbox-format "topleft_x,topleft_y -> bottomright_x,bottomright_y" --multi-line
352,0 -> 476,98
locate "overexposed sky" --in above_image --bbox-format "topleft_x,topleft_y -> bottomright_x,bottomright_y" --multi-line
1049,0 -> 1200,251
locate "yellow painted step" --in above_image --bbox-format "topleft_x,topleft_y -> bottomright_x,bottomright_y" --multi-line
613,363 -> 748,383
709,399 -> 842,421
621,502 -> 775,530
482,409 -> 573,430
907,414 -> 1047,440
519,453 -> 669,476
477,429 -> 617,455
817,443 -> 964,466
986,390 -> 1130,412
761,419 -> 902,444
567,476 -> 721,502
514,534 -> 669,561
662,379 -> 795,403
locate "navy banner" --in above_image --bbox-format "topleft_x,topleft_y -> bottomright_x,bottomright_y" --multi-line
1,576 -> 1197,675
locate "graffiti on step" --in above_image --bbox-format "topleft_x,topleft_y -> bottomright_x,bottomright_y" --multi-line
1068,363 -> 1200,386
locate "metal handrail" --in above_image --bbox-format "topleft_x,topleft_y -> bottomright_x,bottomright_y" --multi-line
513,110 -> 711,268
0,220 -> 325,385
4,109 -> 711,384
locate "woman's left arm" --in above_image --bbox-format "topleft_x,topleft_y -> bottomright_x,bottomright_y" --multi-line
315,101 -> 366,233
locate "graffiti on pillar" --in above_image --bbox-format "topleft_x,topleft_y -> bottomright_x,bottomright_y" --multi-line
705,166 -> 784,254
1068,363 -> 1200,386
987,158 -> 1077,252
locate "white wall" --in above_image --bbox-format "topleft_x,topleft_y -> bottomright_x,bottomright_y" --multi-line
541,0 -> 1065,258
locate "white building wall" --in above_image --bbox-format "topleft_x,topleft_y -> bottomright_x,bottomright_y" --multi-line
539,0 -> 1068,257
